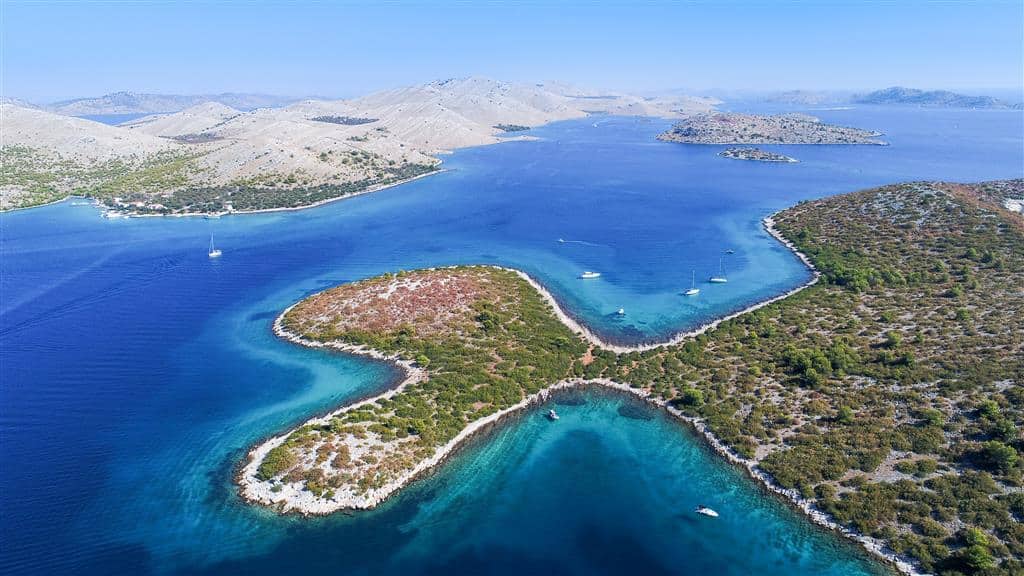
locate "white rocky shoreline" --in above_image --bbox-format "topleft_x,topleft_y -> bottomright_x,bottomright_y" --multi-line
237,213 -> 923,576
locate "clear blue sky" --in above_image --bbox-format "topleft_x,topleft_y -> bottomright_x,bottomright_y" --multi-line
3,0 -> 1022,102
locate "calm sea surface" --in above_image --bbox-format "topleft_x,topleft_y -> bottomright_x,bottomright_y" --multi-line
1,106 -> 1021,575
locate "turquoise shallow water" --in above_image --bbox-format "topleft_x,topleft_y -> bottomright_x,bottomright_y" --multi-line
1,106 -> 1021,575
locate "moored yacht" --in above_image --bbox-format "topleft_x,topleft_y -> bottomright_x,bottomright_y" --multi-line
547,409 -> 560,421
616,308 -> 625,315
579,271 -> 601,279
684,270 -> 700,296
709,258 -> 727,283
208,234 -> 222,259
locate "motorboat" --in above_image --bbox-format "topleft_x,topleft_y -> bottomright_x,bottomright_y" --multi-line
695,505 -> 719,518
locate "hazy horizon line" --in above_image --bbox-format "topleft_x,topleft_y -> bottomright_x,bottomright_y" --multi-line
7,80 -> 1024,107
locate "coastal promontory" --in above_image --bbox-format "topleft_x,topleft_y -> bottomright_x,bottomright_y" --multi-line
658,112 -> 885,145
240,266 -> 588,512
241,179 -> 1023,575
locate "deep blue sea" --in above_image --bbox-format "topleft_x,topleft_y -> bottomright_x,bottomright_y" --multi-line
1,106 -> 1021,576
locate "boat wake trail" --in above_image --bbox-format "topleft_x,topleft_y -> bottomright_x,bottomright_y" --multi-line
557,238 -> 605,248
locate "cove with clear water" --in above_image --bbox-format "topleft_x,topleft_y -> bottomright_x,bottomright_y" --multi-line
1,106 -> 1021,576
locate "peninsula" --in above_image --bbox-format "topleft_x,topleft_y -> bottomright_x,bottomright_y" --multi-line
719,147 -> 798,163
657,112 -> 885,145
240,180 -> 1023,576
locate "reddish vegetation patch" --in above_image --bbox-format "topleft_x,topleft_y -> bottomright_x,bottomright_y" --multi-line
285,267 -> 516,338
944,180 -> 1024,232
580,345 -> 595,366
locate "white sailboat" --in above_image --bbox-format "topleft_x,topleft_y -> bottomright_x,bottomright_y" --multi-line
709,258 -> 727,283
684,270 -> 700,296
208,234 -> 222,258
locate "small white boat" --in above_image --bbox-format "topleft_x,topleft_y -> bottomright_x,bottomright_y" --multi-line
695,505 -> 719,518
558,238 -> 566,243
208,234 -> 222,259
547,409 -> 560,421
616,308 -> 625,316
725,249 -> 735,254
684,270 -> 700,296
709,258 -> 727,283
579,271 -> 601,279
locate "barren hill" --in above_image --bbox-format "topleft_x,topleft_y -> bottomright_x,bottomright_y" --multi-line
47,91 -> 300,115
2,104 -> 181,162
2,78 -> 716,214
123,102 -> 243,139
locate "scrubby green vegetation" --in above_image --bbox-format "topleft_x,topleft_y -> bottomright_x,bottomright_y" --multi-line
171,133 -> 223,144
494,124 -> 530,132
0,145 -> 201,210
310,115 -> 378,125
1,143 -> 438,214
119,161 -> 438,214
80,150 -> 204,200
265,267 -> 588,494
1,145 -> 78,208
255,180 -> 1022,573
595,181 -> 1024,574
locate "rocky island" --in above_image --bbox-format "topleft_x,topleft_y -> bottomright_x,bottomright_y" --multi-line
855,87 -> 1022,109
719,147 -> 798,163
658,112 -> 886,145
241,179 -> 1023,575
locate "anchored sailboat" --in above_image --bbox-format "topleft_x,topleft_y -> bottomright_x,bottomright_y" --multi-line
709,258 -> 727,283
685,270 -> 700,295
208,234 -> 222,258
